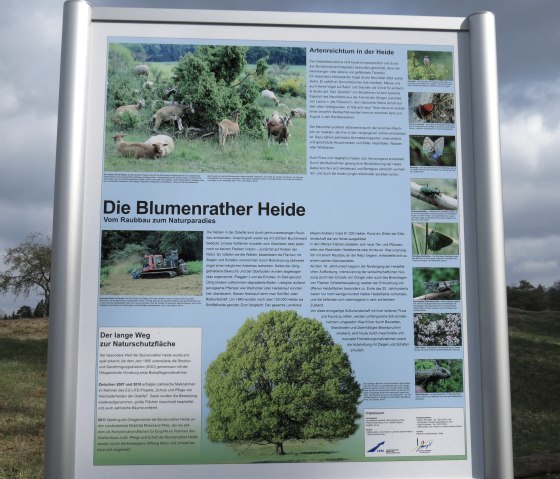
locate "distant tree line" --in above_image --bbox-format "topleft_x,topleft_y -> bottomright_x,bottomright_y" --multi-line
245,47 -> 306,65
1,300 -> 47,320
121,43 -> 306,65
507,280 -> 560,311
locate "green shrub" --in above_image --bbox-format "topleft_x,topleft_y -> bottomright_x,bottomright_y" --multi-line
277,77 -> 305,97
111,109 -> 141,130
186,260 -> 203,274
173,47 -> 265,137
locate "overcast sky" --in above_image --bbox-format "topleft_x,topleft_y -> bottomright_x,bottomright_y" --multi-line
1,0 -> 558,312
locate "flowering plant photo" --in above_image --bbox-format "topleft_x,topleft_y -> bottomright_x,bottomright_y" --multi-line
413,313 -> 462,347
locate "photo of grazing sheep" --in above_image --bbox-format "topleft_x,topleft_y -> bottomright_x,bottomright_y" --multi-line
104,43 -> 307,174
133,64 -> 150,76
112,134 -> 167,159
144,135 -> 174,157
290,108 -> 306,118
261,89 -> 280,105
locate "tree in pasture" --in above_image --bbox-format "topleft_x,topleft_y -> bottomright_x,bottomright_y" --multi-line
0,233 -> 51,319
205,310 -> 361,455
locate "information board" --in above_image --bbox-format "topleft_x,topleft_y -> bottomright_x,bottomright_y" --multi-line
46,2 -> 513,478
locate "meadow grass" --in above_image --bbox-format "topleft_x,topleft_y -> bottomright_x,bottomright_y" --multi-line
104,106 -> 307,175
0,319 -> 47,479
508,308 -> 560,458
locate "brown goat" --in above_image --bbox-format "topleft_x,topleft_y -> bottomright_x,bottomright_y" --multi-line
266,114 -> 291,147
112,134 -> 166,159
217,111 -> 240,146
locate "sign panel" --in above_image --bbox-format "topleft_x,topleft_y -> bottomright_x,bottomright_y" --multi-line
47,3 -> 513,478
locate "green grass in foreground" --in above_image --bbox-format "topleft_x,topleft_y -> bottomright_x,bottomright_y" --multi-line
508,308 -> 560,458
0,319 -> 47,479
1,309 -> 559,477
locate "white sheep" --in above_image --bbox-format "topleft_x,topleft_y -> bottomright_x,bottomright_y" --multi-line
144,135 -> 174,157
134,64 -> 150,76
217,111 -> 240,146
261,89 -> 280,106
290,108 -> 306,118
112,134 -> 165,159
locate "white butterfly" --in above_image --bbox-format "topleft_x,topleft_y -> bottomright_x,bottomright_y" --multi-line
422,136 -> 445,161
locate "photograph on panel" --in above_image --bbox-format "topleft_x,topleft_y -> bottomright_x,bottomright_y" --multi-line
104,43 -> 307,174
410,178 -> 457,210
409,135 -> 456,167
413,313 -> 462,347
411,223 -> 459,256
412,267 -> 460,301
414,359 -> 463,394
100,230 -> 203,296
205,310 -> 361,460
408,92 -> 455,124
407,51 -> 453,81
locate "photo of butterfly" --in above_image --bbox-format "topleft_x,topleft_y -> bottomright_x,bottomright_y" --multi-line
418,103 -> 434,118
409,135 -> 456,167
422,136 -> 445,161
411,222 -> 459,256
426,229 -> 454,252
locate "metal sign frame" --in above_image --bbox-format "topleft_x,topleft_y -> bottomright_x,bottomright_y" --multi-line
46,1 -> 513,477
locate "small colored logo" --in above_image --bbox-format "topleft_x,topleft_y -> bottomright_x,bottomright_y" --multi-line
416,439 -> 433,453
367,441 -> 385,453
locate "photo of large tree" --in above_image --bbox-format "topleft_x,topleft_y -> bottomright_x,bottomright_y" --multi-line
205,310 -> 361,456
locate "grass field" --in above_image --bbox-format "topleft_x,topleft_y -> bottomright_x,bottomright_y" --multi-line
1,308 -> 559,477
0,319 -> 47,479
509,308 -> 560,458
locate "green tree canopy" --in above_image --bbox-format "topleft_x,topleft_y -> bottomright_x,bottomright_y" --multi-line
205,310 -> 361,455
173,46 -> 266,135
